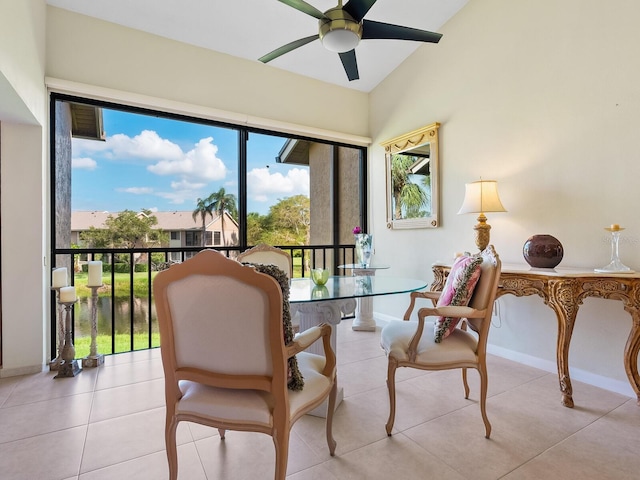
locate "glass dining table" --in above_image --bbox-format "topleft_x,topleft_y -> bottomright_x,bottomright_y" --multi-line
289,275 -> 427,415
289,275 -> 427,338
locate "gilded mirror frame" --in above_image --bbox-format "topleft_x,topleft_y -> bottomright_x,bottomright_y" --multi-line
381,122 -> 440,229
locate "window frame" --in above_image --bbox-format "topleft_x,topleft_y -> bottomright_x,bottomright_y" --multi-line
50,92 -> 369,256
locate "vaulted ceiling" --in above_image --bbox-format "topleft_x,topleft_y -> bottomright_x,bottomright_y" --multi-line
47,0 -> 468,92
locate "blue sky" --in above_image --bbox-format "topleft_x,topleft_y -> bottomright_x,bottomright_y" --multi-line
71,109 -> 309,215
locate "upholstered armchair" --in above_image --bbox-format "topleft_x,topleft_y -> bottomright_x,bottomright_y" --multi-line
153,249 -> 337,480
238,243 -> 299,332
237,243 -> 293,280
380,245 -> 501,438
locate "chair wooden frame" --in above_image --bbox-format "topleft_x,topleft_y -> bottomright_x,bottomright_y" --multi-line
153,249 -> 337,480
382,245 -> 501,438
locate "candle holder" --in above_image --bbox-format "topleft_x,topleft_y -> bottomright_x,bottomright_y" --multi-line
595,225 -> 635,273
82,285 -> 104,368
49,287 -> 66,371
54,299 -> 82,379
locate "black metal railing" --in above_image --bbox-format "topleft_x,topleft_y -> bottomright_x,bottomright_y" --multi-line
51,244 -> 356,360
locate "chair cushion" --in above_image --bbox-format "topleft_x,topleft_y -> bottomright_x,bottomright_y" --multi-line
176,352 -> 330,425
434,253 -> 482,343
242,262 -> 304,390
381,320 -> 478,364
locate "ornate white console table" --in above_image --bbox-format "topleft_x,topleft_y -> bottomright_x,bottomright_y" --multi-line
431,262 -> 640,408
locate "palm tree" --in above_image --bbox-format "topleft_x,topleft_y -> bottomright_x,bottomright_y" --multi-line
192,196 -> 215,246
391,154 -> 429,219
208,188 -> 237,246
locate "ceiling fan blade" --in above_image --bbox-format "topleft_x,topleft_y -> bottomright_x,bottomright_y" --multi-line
259,35 -> 319,63
362,19 -> 443,43
339,50 -> 359,81
277,0 -> 327,20
343,0 -> 378,22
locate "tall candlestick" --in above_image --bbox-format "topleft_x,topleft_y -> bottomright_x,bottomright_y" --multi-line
82,285 -> 105,368
59,286 -> 76,303
52,267 -> 68,288
49,287 -> 65,371
87,261 -> 103,287
54,300 -> 81,379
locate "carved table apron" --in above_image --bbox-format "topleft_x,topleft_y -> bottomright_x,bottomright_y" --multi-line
431,262 -> 640,408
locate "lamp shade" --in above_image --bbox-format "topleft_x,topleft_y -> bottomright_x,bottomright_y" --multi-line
458,180 -> 506,214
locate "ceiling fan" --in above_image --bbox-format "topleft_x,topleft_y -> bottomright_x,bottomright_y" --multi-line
259,0 -> 443,81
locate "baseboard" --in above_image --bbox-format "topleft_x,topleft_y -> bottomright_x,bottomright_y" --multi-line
487,344 -> 636,399
0,364 -> 44,378
374,314 -> 636,399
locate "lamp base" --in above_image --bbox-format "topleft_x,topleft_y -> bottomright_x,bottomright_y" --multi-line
473,214 -> 491,251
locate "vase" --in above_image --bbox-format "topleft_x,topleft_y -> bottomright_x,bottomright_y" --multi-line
523,234 -> 563,268
354,234 -> 373,268
310,268 -> 329,286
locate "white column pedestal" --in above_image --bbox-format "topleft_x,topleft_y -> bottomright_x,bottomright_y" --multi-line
291,297 -> 356,417
352,268 -> 378,332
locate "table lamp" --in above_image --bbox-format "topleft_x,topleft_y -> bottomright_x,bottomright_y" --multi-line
458,179 -> 506,251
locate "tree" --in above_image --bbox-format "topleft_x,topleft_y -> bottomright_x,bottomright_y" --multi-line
390,154 -> 429,219
80,209 -> 168,262
246,212 -> 266,245
208,187 -> 237,246
192,196 -> 215,247
267,195 -> 310,245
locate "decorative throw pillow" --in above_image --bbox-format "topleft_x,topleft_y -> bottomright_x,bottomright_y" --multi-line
242,262 -> 304,391
434,253 -> 483,343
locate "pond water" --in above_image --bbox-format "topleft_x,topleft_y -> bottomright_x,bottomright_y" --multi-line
71,296 -> 158,338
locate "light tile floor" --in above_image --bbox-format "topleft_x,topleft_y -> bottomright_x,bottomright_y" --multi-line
1,319 -> 639,479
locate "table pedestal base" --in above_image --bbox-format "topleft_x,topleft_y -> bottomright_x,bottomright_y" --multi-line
352,298 -> 377,331
352,269 -> 378,332
292,297 -> 356,417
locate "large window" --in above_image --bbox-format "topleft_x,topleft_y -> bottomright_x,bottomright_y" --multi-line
52,94 -> 367,255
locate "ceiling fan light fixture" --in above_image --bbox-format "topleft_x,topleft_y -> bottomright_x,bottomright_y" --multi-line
321,28 -> 360,52
319,8 -> 362,53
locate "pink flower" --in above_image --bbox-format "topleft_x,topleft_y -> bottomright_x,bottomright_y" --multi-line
353,226 -> 362,234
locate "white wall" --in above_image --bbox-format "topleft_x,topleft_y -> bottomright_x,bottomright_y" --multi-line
0,0 -> 46,125
370,0 -> 640,397
0,0 -> 47,375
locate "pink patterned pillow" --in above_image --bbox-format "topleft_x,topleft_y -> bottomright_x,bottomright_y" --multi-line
434,254 -> 483,343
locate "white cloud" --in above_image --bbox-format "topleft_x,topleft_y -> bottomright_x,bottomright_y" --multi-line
72,138 -> 110,156
247,167 -> 309,198
147,137 -> 228,181
170,179 -> 206,191
72,157 -> 98,170
72,131 -> 232,207
116,187 -> 154,195
108,130 -> 183,161
156,190 -> 197,205
154,179 -> 209,205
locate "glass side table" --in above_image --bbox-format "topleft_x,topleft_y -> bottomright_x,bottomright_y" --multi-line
338,264 -> 390,331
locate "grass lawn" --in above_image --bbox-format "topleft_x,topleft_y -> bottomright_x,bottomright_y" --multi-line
74,271 -> 158,297
74,333 -> 160,358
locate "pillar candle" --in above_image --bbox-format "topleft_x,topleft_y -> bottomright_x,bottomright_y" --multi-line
52,267 -> 68,288
59,286 -> 76,303
87,261 -> 103,287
